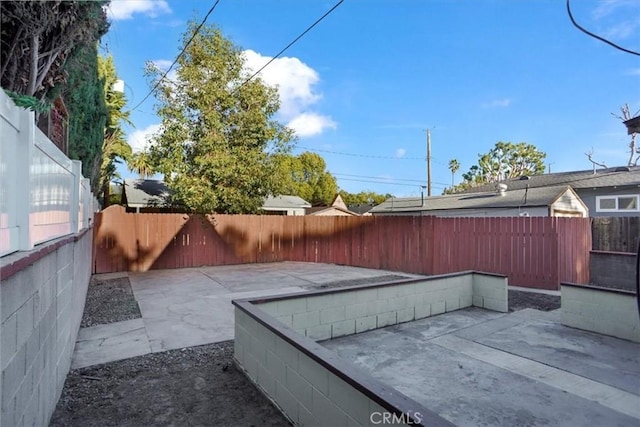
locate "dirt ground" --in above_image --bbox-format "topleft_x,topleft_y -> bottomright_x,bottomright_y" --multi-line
51,275 -> 560,426
50,341 -> 289,427
508,289 -> 560,312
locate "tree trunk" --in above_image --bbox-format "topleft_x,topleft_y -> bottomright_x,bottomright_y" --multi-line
28,33 -> 39,96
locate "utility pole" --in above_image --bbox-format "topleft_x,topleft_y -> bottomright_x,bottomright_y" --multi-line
426,129 -> 432,196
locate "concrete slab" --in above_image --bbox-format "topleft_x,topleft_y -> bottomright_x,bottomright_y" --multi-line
72,262 -> 418,367
323,307 -> 640,426
72,319 -> 151,369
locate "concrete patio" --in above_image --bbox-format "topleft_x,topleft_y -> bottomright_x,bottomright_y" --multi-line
322,307 -> 640,426
71,262 -> 419,368
68,262 -> 640,426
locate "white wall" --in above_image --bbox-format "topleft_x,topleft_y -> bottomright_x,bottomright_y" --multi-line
1,229 -> 92,426
561,283 -> 640,342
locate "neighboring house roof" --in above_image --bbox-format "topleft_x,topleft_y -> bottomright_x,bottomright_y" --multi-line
370,185 -> 582,214
263,195 -> 311,210
348,204 -> 375,215
459,166 -> 640,193
123,179 -> 170,208
306,194 -> 360,216
306,206 -> 359,216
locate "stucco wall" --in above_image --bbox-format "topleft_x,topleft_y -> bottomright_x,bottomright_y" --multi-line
561,283 -> 639,342
1,229 -> 92,426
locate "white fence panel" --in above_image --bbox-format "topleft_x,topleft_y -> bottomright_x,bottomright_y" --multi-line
30,126 -> 74,245
0,91 -> 21,256
0,89 -> 95,257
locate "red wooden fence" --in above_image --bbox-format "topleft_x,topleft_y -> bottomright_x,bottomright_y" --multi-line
93,205 -> 591,290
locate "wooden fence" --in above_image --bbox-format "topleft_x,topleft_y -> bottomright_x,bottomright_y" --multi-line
93,205 -> 591,290
592,216 -> 640,253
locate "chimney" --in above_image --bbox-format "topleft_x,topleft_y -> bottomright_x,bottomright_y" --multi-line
496,183 -> 508,196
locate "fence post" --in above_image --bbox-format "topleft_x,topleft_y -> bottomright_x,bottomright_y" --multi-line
71,160 -> 82,233
16,107 -> 35,251
82,178 -> 91,229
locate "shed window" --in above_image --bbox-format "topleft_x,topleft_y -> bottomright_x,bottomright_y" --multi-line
596,195 -> 640,212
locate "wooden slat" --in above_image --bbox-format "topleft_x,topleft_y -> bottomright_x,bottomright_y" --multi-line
92,211 -> 592,290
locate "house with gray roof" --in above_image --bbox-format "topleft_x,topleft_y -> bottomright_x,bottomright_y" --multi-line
122,179 -> 172,212
370,185 -> 588,217
262,195 -> 311,216
458,166 -> 640,217
122,179 -> 312,215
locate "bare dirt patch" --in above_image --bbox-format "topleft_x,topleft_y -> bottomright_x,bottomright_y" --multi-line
50,341 -> 290,427
509,289 -> 560,312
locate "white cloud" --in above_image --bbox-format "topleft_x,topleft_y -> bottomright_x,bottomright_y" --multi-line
602,20 -> 640,40
625,68 -> 640,76
242,49 -> 336,137
591,1 -> 639,42
287,113 -> 336,138
395,148 -> 407,158
592,0 -> 636,20
106,0 -> 171,20
482,98 -> 511,108
151,59 -> 178,83
128,124 -> 161,153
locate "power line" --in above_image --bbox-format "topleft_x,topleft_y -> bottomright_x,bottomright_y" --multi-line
333,172 -> 428,184
297,146 -> 425,160
233,0 -> 344,94
335,177 -> 447,189
129,0 -> 223,112
566,0 -> 640,56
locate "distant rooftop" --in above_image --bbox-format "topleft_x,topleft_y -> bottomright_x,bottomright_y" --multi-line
459,166 -> 640,194
370,185 -> 576,214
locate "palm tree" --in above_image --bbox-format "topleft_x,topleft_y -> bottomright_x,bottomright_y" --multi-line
448,159 -> 460,186
129,150 -> 155,178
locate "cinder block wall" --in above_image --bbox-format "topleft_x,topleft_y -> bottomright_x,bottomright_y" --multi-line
561,283 -> 640,342
233,272 -> 507,426
258,273 -> 507,341
234,308 -> 444,426
1,230 -> 92,426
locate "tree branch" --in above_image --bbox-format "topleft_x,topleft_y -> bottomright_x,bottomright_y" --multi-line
585,149 -> 607,169
0,26 -> 23,79
27,33 -> 39,96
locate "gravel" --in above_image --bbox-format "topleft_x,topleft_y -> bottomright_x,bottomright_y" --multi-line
508,289 -> 560,312
81,276 -> 141,328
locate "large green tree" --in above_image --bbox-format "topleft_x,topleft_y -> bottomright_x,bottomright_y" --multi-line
445,142 -> 546,194
272,152 -> 338,205
1,1 -> 109,100
64,44 -> 108,191
338,190 -> 391,206
98,54 -> 132,205
148,22 -> 293,213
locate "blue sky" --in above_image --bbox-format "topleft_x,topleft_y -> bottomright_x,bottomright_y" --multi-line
104,0 -> 640,196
